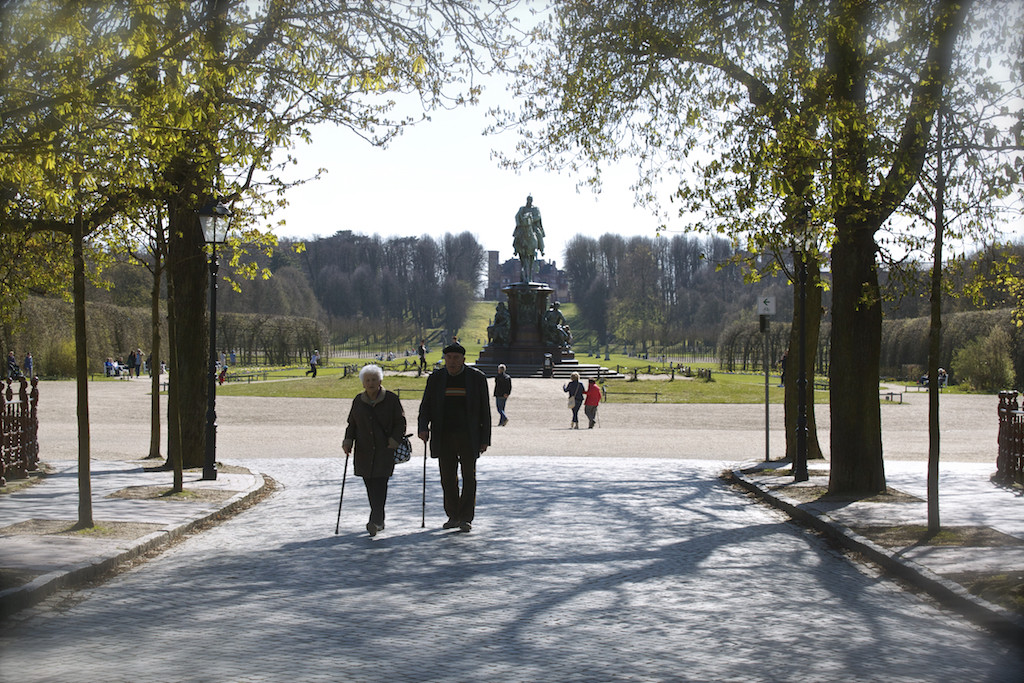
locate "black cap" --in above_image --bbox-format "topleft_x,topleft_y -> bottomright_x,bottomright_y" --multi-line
442,342 -> 466,355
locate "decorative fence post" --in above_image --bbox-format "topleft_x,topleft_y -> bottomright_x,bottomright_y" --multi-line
996,391 -> 1023,486
0,376 -> 40,487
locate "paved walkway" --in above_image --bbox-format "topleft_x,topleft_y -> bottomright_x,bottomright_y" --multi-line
1,456 -> 1022,681
0,379 -> 1022,681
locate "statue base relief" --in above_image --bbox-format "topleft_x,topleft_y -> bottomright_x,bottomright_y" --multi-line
477,282 -> 575,367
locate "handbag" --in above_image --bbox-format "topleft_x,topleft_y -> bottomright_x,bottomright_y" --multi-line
393,435 -> 413,464
567,396 -> 575,409
368,397 -> 412,465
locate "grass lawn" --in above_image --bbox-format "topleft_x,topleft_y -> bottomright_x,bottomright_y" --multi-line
215,365 -> 830,404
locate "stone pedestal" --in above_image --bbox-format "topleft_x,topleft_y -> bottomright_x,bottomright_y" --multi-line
477,282 -> 575,366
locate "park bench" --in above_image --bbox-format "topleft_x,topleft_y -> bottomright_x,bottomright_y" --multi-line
879,391 -> 903,403
225,373 -> 260,383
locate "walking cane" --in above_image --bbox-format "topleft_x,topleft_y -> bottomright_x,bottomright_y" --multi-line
335,449 -> 349,535
421,439 -> 428,528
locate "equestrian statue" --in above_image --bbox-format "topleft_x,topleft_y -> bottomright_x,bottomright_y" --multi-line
513,195 -> 545,283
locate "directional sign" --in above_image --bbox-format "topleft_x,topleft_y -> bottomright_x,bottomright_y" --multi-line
757,296 -> 776,316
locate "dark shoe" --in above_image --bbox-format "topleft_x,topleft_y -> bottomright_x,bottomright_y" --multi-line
588,421 -> 595,429
459,521 -> 472,532
442,518 -> 461,529
498,418 -> 508,426
366,521 -> 379,537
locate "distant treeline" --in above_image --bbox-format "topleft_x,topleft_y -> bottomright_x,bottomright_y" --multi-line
0,297 -> 325,377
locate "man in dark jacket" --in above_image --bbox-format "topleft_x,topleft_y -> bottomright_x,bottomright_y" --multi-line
493,364 -> 511,426
418,341 -> 491,532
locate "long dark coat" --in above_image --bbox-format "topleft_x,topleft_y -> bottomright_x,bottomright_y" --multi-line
417,366 -> 491,458
344,389 -> 406,478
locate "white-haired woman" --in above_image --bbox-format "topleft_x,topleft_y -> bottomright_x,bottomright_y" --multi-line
343,364 -> 406,536
563,371 -> 585,429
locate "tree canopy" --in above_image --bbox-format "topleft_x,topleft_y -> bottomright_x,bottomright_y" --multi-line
493,0 -> 1022,494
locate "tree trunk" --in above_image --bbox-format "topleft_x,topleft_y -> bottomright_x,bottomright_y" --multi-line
147,249 -> 163,460
72,207 -> 93,529
828,223 -> 885,495
785,253 -> 824,462
167,197 -> 209,471
927,109 -> 947,534
165,278 -> 183,491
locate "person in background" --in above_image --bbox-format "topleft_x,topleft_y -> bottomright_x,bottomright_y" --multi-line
563,371 -> 585,429
417,339 -> 428,376
7,351 -> 21,379
418,341 -> 491,533
23,352 -> 33,378
306,349 -> 320,377
343,364 -> 406,537
493,364 -> 512,426
584,378 -> 602,429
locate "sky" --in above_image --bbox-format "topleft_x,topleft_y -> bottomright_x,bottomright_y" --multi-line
261,79 -> 673,269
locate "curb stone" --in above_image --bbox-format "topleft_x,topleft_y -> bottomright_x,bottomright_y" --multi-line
0,471 -> 267,619
726,465 -> 1024,645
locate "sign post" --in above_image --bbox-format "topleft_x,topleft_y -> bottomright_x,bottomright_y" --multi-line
758,297 -> 776,462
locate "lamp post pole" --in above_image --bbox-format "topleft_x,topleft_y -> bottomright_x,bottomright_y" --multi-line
200,200 -> 231,481
794,248 -> 810,482
204,243 -> 219,480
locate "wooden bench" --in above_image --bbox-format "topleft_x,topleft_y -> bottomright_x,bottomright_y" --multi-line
880,391 -> 903,404
225,373 -> 260,383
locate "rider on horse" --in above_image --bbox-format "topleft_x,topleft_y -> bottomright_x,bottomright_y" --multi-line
514,195 -> 545,282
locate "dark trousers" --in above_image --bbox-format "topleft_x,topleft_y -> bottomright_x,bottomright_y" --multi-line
437,431 -> 477,523
571,399 -> 583,423
584,404 -> 598,427
362,476 -> 389,525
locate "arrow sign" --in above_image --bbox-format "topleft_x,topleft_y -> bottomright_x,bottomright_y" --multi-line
757,296 -> 776,316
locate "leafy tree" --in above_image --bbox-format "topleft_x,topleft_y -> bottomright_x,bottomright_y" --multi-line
495,0 -> 1017,494
3,1 -> 520,485
952,325 -> 1013,391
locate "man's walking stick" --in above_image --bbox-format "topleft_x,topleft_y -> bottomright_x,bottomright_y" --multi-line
335,450 -> 349,535
421,439 -> 428,528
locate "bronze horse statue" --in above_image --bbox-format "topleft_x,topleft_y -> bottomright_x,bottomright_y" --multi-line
514,195 -> 544,282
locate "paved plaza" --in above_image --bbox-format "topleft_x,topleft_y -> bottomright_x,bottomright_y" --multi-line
1,378 -> 1022,681
3,456 -> 1022,682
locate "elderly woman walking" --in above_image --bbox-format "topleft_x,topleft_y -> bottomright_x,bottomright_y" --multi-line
343,364 -> 406,537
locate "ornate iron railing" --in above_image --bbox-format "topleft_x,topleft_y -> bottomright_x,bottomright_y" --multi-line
996,391 -> 1024,486
1,376 -> 39,486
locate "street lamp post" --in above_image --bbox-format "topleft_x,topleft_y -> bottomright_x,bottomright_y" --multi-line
199,199 -> 232,481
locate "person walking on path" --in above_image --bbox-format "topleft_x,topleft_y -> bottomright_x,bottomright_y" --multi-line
343,364 -> 406,537
494,364 -> 511,426
418,341 -> 491,532
563,371 -> 585,429
126,349 -> 137,380
23,351 -> 33,378
306,349 -> 320,377
584,378 -> 602,429
417,339 -> 427,376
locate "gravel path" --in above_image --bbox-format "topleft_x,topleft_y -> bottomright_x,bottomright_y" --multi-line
34,377 -> 998,465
